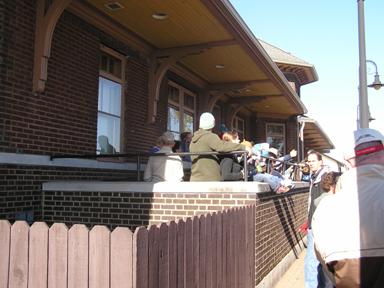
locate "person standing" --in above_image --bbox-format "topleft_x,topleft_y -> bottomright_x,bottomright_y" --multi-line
304,150 -> 332,288
312,128 -> 384,287
189,112 -> 250,181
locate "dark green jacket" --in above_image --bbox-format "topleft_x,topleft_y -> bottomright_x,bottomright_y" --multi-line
189,129 -> 245,181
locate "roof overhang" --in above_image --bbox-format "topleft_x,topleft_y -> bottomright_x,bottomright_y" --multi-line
298,116 -> 334,152
65,0 -> 307,117
258,39 -> 318,86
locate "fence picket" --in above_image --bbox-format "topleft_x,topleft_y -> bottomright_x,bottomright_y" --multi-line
111,227 -> 133,288
48,223 -> 68,288
238,208 -> 246,288
231,208 -> 236,287
177,219 -> 186,288
148,225 -> 160,288
185,218 -> 193,288
192,216 -> 200,288
205,213 -> 212,288
222,210 -> 228,288
159,223 -> 169,288
68,224 -> 89,288
0,220 -> 11,288
168,221 -> 177,288
211,213 -> 218,288
89,225 -> 110,288
9,221 -> 29,288
199,215 -> 206,288
1,204 -> 257,288
29,222 -> 48,288
215,211 -> 222,288
133,226 -> 149,288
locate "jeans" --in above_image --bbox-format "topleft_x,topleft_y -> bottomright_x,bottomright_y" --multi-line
305,230 -> 334,288
253,173 -> 281,191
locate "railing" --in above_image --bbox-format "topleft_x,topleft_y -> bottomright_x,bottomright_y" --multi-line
50,150 -> 301,182
0,205 -> 255,288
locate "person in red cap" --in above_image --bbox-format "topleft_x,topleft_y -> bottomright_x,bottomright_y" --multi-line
312,128 -> 384,287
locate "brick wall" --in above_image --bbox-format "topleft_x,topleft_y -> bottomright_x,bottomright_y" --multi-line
41,181 -> 308,285
0,164 -> 136,221
0,0 -> 36,153
0,2 -> 165,155
42,189 -> 259,230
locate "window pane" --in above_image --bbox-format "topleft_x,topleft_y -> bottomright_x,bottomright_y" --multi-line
168,107 -> 180,134
100,52 -> 122,78
97,76 -> 121,153
267,124 -> 283,135
168,85 -> 180,104
266,123 -> 285,154
184,93 -> 194,110
98,77 -> 121,116
183,113 -> 194,133
100,55 -> 108,72
97,113 -> 120,153
267,137 -> 284,152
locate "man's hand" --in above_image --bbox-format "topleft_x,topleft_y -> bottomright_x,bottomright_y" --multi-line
245,146 -> 252,157
290,149 -> 297,158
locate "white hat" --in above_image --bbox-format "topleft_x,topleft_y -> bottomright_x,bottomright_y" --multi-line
354,128 -> 384,148
199,112 -> 215,130
268,147 -> 279,158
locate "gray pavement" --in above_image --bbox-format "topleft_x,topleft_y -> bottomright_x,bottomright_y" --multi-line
274,249 -> 305,288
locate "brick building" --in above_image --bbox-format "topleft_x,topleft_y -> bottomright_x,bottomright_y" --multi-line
0,1 -> 338,285
0,0 -> 334,221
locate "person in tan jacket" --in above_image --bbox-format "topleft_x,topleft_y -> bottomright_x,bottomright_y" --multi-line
189,112 -> 250,181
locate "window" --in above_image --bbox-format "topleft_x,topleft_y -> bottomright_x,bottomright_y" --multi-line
97,47 -> 125,154
233,116 -> 245,141
167,81 -> 196,140
266,123 -> 285,154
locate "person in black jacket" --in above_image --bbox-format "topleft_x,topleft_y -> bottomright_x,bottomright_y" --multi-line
220,131 -> 244,181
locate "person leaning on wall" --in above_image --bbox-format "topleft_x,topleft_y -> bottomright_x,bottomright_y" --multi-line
189,112 -> 251,181
144,131 -> 184,182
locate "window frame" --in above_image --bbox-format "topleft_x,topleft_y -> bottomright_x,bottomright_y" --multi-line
97,45 -> 126,154
167,81 -> 196,140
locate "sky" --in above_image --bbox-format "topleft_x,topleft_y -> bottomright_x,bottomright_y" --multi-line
230,0 -> 384,161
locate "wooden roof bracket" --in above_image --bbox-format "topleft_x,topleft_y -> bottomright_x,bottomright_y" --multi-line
33,0 -> 72,93
227,104 -> 244,129
147,40 -> 237,123
207,92 -> 222,112
147,47 -> 210,123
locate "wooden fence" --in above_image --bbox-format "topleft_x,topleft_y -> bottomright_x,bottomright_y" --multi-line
0,206 -> 255,288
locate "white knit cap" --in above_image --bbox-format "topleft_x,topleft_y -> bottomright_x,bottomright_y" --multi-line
199,112 -> 215,130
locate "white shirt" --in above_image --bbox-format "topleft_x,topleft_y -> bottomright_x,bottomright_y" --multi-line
312,164 -> 384,263
144,146 -> 184,182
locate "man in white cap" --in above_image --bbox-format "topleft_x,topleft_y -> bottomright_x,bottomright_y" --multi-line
312,128 -> 384,287
189,112 -> 250,181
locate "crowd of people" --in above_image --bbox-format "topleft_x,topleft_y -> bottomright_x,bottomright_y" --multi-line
143,111 -> 384,287
144,112 -> 297,192
301,128 -> 384,288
